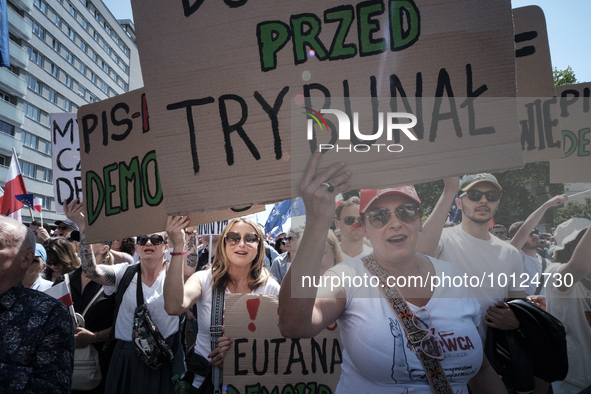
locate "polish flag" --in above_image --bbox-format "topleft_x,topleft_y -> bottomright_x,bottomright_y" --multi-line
44,281 -> 74,308
0,149 -> 27,217
33,198 -> 43,213
335,193 -> 344,209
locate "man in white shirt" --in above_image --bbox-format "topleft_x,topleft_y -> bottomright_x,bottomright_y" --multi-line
334,196 -> 372,260
508,194 -> 569,296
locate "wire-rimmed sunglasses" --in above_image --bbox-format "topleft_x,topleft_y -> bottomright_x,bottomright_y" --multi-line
364,203 -> 422,228
137,234 -> 166,246
409,306 -> 444,360
459,190 -> 502,202
225,231 -> 259,246
338,216 -> 360,226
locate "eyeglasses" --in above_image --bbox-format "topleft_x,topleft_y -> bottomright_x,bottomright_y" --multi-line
365,203 -> 421,228
459,190 -> 502,202
338,216 -> 360,226
225,231 -> 259,246
493,231 -> 506,235
409,306 -> 444,360
137,234 -> 166,246
284,236 -> 298,243
47,261 -> 62,268
57,225 -> 70,231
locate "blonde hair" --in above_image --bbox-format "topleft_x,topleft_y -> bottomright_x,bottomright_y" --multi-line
211,218 -> 272,292
43,237 -> 81,272
326,230 -> 344,266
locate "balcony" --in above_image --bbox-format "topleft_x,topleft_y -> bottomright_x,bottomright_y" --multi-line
12,0 -> 33,12
0,132 -> 23,157
9,40 -> 29,68
8,7 -> 32,41
0,67 -> 27,97
0,99 -> 25,126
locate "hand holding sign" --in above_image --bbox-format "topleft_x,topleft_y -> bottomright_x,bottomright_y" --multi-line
209,336 -> 232,368
63,199 -> 85,232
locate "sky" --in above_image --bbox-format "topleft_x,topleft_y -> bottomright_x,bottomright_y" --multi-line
101,0 -> 591,227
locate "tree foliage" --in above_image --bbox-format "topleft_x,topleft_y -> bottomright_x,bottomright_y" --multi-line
555,197 -> 591,226
553,66 -> 577,87
415,162 -> 564,228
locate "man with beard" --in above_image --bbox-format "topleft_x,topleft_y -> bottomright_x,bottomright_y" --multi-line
335,196 -> 372,260
418,174 -> 526,342
508,194 -> 569,296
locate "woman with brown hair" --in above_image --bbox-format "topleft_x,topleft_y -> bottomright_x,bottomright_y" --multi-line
163,216 -> 280,393
43,237 -> 80,282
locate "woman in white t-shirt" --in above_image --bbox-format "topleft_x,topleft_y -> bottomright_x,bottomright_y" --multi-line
278,152 -> 507,394
163,216 -> 280,393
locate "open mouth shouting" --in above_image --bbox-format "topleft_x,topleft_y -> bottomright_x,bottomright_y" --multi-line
387,235 -> 407,244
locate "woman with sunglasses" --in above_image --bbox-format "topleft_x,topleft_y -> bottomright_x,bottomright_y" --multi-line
163,216 -> 280,394
279,152 -> 506,394
274,232 -> 287,255
42,237 -> 80,282
270,227 -> 302,284
63,200 -> 186,394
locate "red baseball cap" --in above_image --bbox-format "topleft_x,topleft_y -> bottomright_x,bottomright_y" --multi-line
359,186 -> 421,214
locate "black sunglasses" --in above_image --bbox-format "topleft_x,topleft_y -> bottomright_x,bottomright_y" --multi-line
137,234 -> 166,246
365,203 -> 422,228
338,216 -> 360,226
459,190 -> 502,202
225,231 -> 259,246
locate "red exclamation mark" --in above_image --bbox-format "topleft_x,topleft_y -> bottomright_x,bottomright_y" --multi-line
246,298 -> 261,332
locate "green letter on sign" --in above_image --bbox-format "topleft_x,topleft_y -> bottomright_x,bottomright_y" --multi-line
389,0 -> 420,51
141,150 -> 163,206
86,171 -> 104,226
257,21 -> 292,72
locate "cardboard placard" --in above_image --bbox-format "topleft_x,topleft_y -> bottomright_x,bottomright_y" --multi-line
550,83 -> 591,183
77,89 -> 264,243
50,113 -> 82,214
132,0 -> 523,213
224,294 -> 341,393
198,220 -> 228,236
514,6 -> 563,163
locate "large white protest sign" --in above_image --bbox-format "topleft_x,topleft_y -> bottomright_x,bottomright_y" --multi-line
550,83 -> 591,183
224,294 -> 341,394
131,0 -> 523,214
50,113 -> 82,214
77,89 -> 264,243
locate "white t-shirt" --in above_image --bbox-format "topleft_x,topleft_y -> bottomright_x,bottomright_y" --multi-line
437,225 -> 524,341
545,263 -> 591,391
192,270 -> 281,389
325,257 -> 483,394
341,243 -> 373,261
519,250 -> 546,296
104,262 -> 179,341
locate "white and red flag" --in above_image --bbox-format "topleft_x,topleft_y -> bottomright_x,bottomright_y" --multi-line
44,281 -> 74,307
33,198 -> 43,213
0,148 -> 27,218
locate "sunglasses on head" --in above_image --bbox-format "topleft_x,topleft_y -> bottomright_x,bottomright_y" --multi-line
338,216 -> 360,226
459,190 -> 502,202
225,231 -> 259,246
365,203 -> 422,228
137,234 -> 166,246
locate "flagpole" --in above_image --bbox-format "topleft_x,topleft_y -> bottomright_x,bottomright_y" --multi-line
28,207 -> 34,224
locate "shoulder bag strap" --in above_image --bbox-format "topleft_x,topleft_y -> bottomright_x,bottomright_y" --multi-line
362,255 -> 454,394
210,285 -> 225,394
81,287 -> 104,318
103,264 -> 140,350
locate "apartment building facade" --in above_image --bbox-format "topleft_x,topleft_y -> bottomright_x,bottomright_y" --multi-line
1,0 -> 142,225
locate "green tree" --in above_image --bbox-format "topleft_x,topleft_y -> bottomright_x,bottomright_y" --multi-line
555,197 -> 591,226
553,66 -> 577,87
415,162 -> 564,228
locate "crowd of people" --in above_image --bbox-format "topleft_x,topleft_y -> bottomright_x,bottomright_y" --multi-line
1,152 -> 590,393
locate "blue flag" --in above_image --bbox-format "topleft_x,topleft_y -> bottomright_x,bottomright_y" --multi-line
264,200 -> 291,234
0,0 -> 9,68
447,196 -> 461,224
291,197 -> 305,218
15,193 -> 34,208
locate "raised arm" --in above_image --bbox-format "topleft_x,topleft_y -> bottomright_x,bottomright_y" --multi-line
279,151 -> 350,338
64,200 -> 118,286
555,225 -> 591,291
510,194 -> 568,250
163,215 -> 203,315
416,177 -> 459,257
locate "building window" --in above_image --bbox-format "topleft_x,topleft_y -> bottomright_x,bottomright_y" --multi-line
52,38 -> 60,52
28,47 -> 44,67
81,17 -> 88,30
91,72 -> 97,84
26,75 -> 42,94
23,132 -> 38,149
31,20 -> 45,40
62,98 -> 71,112
23,103 -> 41,122
69,4 -> 76,18
19,161 -> 36,179
42,168 -> 53,183
92,51 -> 97,62
68,27 -> 75,41
42,196 -> 52,210
34,0 -> 47,13
78,61 -> 86,74
38,139 -> 51,155
0,120 -> 15,136
89,95 -> 97,103
102,62 -> 109,74
78,84 -> 85,97
51,63 -> 59,78
48,89 -> 57,104
79,40 -> 86,52
102,42 -> 110,55
54,15 -> 62,28
93,30 -> 99,42
65,75 -> 73,89
65,51 -> 74,64
100,81 -> 108,94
